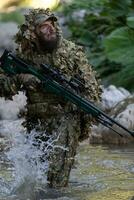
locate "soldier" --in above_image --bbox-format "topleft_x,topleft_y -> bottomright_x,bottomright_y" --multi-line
0,8 -> 101,187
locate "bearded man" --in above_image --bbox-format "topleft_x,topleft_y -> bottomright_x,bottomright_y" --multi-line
0,8 -> 101,187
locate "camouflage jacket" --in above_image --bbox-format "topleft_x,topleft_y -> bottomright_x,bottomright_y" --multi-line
0,9 -> 102,139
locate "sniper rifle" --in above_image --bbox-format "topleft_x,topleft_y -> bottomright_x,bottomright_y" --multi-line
0,50 -> 134,137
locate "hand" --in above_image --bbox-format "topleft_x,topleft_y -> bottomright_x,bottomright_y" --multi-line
20,74 -> 41,91
0,74 -> 16,98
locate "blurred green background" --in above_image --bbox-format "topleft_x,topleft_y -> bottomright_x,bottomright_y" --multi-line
0,0 -> 134,91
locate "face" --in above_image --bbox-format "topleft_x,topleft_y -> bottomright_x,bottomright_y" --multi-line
35,19 -> 58,52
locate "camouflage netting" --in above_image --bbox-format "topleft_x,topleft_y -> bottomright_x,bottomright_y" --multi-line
15,8 -> 62,58
13,8 -> 102,187
15,8 -> 102,102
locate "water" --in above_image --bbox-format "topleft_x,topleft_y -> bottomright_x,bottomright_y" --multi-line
0,93 -> 134,200
0,138 -> 134,200
69,142 -> 134,200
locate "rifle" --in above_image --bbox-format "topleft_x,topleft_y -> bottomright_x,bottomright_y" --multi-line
0,50 -> 134,137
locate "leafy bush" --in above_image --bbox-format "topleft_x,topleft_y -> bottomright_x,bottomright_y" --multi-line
62,0 -> 134,91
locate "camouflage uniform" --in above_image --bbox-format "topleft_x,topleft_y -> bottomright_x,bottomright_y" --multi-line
0,9 -> 101,187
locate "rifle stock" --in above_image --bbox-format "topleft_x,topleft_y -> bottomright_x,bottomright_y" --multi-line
0,50 -> 134,137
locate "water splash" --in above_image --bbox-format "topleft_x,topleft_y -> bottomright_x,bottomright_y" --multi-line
0,92 -> 61,198
0,91 -> 27,120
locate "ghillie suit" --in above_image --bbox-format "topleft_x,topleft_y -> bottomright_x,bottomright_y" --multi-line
0,8 -> 102,187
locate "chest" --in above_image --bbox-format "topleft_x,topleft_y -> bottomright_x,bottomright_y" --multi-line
31,48 -> 76,78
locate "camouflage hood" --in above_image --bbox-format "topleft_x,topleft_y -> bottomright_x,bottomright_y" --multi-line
15,8 -> 63,55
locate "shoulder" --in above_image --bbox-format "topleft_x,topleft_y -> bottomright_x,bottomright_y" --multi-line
61,38 -> 84,52
58,38 -> 86,60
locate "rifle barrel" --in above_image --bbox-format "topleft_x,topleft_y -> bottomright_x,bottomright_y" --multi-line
1,50 -> 134,138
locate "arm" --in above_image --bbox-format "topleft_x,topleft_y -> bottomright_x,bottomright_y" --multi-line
0,50 -> 41,98
0,69 -> 40,98
0,70 -> 18,98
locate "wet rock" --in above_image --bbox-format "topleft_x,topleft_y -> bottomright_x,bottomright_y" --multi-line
89,86 -> 134,145
0,22 -> 18,55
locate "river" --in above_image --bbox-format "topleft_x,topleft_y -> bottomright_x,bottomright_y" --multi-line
0,124 -> 134,200
0,93 -> 134,200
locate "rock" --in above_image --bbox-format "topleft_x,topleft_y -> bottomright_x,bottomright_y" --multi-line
101,85 -> 131,111
110,96 -> 134,117
0,22 -> 18,55
89,87 -> 134,145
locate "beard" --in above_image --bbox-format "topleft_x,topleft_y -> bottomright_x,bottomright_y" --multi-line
38,33 -> 58,52
36,23 -> 58,53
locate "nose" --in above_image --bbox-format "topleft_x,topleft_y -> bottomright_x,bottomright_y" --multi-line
40,24 -> 53,34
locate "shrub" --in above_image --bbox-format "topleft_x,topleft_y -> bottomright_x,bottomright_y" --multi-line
62,0 -> 134,91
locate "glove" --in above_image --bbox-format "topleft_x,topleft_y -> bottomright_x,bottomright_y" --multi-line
19,74 -> 41,91
0,74 -> 17,98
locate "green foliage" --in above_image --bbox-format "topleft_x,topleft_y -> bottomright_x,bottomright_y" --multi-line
104,26 -> 134,89
0,11 -> 24,24
62,0 -> 134,91
105,64 -> 134,90
104,27 -> 134,66
63,0 -> 108,12
127,16 -> 134,28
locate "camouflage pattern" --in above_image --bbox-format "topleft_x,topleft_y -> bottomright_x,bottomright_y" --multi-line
0,8 -> 102,187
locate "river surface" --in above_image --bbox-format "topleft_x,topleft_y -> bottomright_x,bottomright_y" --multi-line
0,128 -> 134,200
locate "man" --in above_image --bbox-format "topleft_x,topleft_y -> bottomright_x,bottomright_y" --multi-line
0,8 -> 101,187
